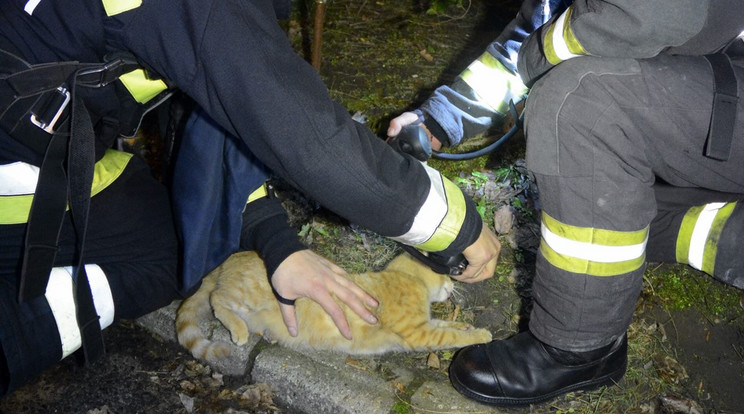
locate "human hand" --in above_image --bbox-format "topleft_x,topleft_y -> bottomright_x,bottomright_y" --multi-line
387,111 -> 443,151
451,225 -> 501,284
270,250 -> 379,340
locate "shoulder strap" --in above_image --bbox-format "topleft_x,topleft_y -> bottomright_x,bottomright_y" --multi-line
0,48 -> 155,367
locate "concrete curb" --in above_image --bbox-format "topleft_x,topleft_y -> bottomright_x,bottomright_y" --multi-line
136,301 -> 503,414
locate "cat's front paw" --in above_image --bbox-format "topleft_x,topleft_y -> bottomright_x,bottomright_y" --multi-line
473,329 -> 492,344
230,328 -> 250,345
214,308 -> 251,345
433,279 -> 455,302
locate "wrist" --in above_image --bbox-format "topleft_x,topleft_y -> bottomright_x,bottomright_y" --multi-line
240,197 -> 307,277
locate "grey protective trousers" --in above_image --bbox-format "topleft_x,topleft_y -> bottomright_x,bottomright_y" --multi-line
523,54 -> 744,351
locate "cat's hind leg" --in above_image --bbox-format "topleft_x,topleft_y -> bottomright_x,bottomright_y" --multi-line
213,304 -> 251,345
406,323 -> 493,351
431,319 -> 477,330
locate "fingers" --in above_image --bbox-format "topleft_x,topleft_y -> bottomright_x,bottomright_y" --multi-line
305,288 -> 353,340
279,303 -> 298,337
333,273 -> 379,309
453,255 -> 497,283
332,276 -> 378,325
387,111 -> 420,137
270,250 -> 379,341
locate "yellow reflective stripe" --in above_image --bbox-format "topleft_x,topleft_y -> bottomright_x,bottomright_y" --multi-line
247,183 -> 269,204
102,0 -> 142,16
0,149 -> 132,225
540,212 -> 648,276
542,212 -> 648,246
702,202 -> 736,274
416,176 -> 467,252
677,202 -> 737,274
675,205 -> 701,264
391,164 -> 465,251
119,69 -> 168,104
543,6 -> 587,65
0,194 -> 34,225
101,0 -> 167,104
91,149 -> 133,196
540,241 -> 645,276
459,52 -> 528,113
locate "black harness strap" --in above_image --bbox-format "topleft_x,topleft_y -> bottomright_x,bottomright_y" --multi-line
703,53 -> 739,161
68,84 -> 105,364
1,49 -> 142,365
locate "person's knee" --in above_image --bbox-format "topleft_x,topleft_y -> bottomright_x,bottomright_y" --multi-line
102,259 -> 181,320
525,57 -> 642,177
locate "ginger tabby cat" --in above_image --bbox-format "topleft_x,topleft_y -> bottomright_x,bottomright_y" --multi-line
176,251 -> 492,361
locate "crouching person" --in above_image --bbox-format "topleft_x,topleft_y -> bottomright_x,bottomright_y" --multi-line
0,148 -> 181,396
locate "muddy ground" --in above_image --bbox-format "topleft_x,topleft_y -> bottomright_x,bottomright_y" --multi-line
1,0 -> 743,413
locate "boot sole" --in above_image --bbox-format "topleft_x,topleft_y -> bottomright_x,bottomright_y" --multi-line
450,360 -> 627,407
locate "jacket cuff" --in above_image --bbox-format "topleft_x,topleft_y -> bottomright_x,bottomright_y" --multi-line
422,114 -> 451,148
240,197 -> 307,277
434,195 -> 482,257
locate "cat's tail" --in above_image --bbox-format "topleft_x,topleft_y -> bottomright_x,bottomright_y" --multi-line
176,273 -> 231,361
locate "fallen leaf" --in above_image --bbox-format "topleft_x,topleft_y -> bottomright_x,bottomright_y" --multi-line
427,352 -> 440,369
419,49 -> 434,62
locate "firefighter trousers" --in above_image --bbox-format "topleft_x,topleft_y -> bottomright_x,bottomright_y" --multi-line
0,153 -> 181,396
523,53 -> 743,351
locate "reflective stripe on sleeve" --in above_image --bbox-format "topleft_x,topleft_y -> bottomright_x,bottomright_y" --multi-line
45,265 -> 115,359
539,212 -> 648,276
676,202 -> 737,275
459,52 -> 528,114
0,149 -> 133,225
118,69 -> 168,104
246,183 -> 269,204
543,6 -> 588,65
0,162 -> 39,195
23,0 -> 42,15
102,0 -> 142,16
391,164 -> 467,252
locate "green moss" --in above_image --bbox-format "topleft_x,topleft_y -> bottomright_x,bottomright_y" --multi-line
391,400 -> 414,414
644,263 -> 741,322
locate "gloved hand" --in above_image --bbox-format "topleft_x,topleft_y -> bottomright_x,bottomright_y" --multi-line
387,111 -> 443,151
270,250 -> 379,340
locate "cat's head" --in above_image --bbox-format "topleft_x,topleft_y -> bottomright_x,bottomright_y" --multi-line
385,253 -> 454,302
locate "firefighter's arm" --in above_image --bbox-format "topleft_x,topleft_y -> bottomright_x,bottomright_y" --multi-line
389,164 -> 500,282
517,0 -> 705,86
387,0 -> 571,149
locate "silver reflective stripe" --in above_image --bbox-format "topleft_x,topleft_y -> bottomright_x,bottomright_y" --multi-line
0,161 -> 39,195
24,0 -> 42,15
391,164 -> 447,245
551,9 -> 582,62
541,222 -> 647,263
688,202 -> 725,270
45,265 -> 115,359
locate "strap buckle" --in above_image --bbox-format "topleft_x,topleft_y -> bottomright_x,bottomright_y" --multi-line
76,58 -> 132,88
29,86 -> 70,134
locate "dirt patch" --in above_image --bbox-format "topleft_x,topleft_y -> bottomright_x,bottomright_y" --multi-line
644,306 -> 744,412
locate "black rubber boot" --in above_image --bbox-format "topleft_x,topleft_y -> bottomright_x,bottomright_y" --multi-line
448,331 -> 627,407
